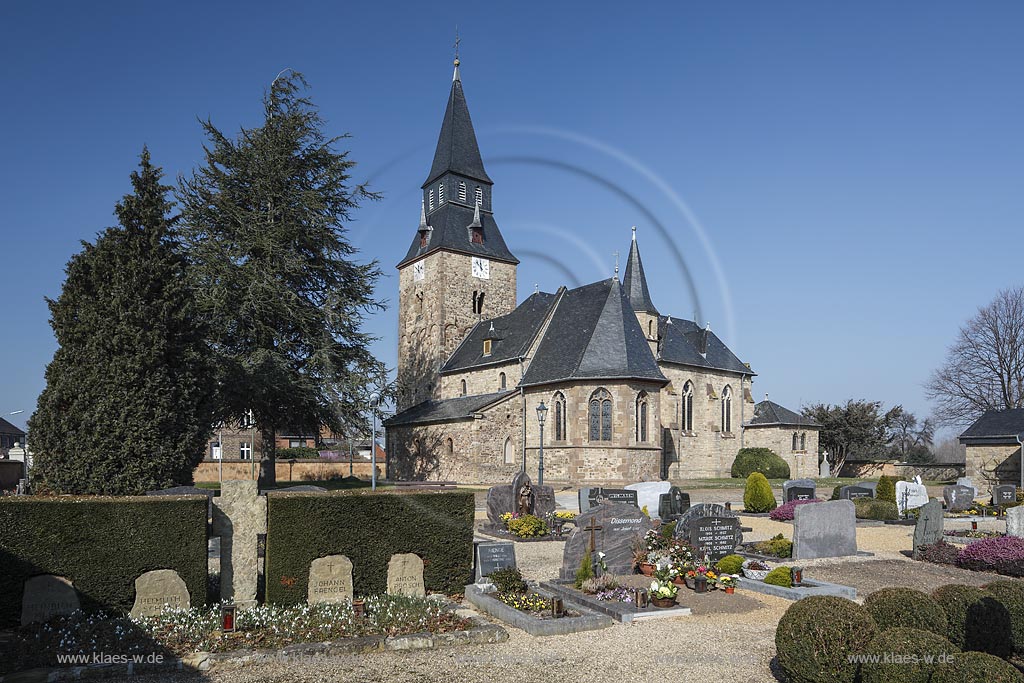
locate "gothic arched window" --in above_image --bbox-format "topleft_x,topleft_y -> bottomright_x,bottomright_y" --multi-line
793,432 -> 800,451
503,437 -> 515,464
460,379 -> 467,396
499,372 -> 507,390
800,432 -> 807,451
681,381 -> 694,433
721,385 -> 733,433
553,392 -> 566,441
589,388 -> 613,441
636,391 -> 649,442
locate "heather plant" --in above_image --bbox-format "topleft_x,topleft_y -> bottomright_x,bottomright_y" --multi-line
770,498 -> 823,521
957,536 -> 1024,577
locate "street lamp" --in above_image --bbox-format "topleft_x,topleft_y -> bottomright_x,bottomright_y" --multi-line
536,401 -> 548,486
370,392 -> 381,491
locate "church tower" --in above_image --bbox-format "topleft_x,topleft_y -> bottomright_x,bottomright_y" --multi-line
395,58 -> 519,410
622,227 -> 660,354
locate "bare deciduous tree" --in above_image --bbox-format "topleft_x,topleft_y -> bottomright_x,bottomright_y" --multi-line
926,287 -> 1024,427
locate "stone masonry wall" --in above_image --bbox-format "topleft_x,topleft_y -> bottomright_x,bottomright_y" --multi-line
965,443 -> 1022,487
742,426 -> 819,479
440,359 -> 521,397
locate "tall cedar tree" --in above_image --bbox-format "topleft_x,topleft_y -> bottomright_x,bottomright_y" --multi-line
29,150 -> 216,494
178,72 -> 385,487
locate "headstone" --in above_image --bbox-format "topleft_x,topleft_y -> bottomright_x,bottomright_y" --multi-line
657,487 -> 691,522
308,555 -> 354,604
1007,507 -> 1024,538
560,501 -> 654,580
387,553 -> 425,597
130,569 -> 190,618
783,478 -> 817,502
857,482 -> 879,496
686,516 -> 742,562
793,500 -> 857,560
943,485 -> 976,512
839,485 -> 874,500
956,477 -> 978,499
625,481 -> 671,515
21,575 -> 80,626
476,542 -> 517,580
486,485 -> 514,525
578,487 -> 596,514
588,488 -> 639,509
993,485 -> 1018,507
912,499 -> 944,559
674,503 -> 739,541
211,480 -> 268,609
895,481 -> 930,514
487,473 -> 554,525
819,455 -> 830,478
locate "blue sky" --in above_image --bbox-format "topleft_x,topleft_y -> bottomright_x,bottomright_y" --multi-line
2,1 -> 1022,434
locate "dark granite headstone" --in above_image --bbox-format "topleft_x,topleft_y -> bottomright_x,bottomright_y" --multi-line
559,502 -> 654,580
674,503 -> 737,540
783,478 -> 817,502
587,488 -> 639,509
657,487 -> 691,522
913,499 -> 944,559
476,542 -> 517,580
486,473 -> 555,526
943,485 -> 975,512
840,485 -> 874,500
994,485 -> 1018,507
686,516 -> 741,562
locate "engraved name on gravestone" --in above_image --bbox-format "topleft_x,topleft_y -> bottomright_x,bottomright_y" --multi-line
560,501 -> 653,580
387,553 -> 425,597
913,499 -> 944,559
588,488 -> 639,509
687,516 -> 741,562
130,569 -> 190,618
895,481 -> 929,514
308,555 -> 354,604
943,485 -> 975,512
840,485 -> 874,500
994,485 -> 1018,506
21,575 -> 80,626
783,478 -> 817,503
476,542 -> 516,580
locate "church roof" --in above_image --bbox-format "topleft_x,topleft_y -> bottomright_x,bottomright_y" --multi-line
384,390 -> 515,427
441,291 -> 560,374
959,408 -> 1024,444
423,69 -> 491,187
397,202 -> 518,268
622,231 -> 658,315
0,418 -> 25,437
520,278 -> 667,387
746,399 -> 819,428
657,317 -> 755,376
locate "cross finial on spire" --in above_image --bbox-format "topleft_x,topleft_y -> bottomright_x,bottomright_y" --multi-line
613,250 -> 620,278
631,225 -> 637,241
534,283 -> 539,294
453,27 -> 461,81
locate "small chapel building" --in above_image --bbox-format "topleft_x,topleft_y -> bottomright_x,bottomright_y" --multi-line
384,59 -> 818,485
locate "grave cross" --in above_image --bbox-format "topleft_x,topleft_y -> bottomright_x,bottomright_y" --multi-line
584,519 -> 603,553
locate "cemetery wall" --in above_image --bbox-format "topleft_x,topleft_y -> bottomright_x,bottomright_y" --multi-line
0,496 -> 207,628
265,490 -> 474,603
964,443 -> 1021,485
194,459 -> 377,482
892,463 -> 965,482
0,460 -> 23,489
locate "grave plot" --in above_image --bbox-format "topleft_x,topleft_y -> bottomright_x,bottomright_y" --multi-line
481,472 -> 570,541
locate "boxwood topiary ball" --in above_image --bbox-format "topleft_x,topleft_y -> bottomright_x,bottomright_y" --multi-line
863,587 -> 948,636
931,651 -> 1024,683
984,580 -> 1024,656
932,584 -> 1013,657
858,627 -> 960,683
764,566 -> 793,588
715,554 -> 745,575
775,596 -> 878,683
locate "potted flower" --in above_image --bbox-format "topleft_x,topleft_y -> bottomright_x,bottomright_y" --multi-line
632,535 -> 656,576
649,577 -> 679,608
742,559 -> 771,581
717,575 -> 737,594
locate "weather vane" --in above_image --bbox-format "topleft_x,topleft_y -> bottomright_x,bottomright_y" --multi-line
454,26 -> 461,62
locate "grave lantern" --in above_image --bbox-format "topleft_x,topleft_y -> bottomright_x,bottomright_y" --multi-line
790,566 -> 803,586
221,603 -> 236,633
634,588 -> 649,608
550,597 -> 564,618
694,575 -> 707,593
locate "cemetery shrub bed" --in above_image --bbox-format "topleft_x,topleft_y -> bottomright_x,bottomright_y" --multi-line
918,537 -> 1024,577
0,596 -> 471,674
266,490 -> 474,603
0,496 -> 208,629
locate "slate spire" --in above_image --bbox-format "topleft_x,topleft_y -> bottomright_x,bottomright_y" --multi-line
423,58 -> 491,187
622,226 -> 659,315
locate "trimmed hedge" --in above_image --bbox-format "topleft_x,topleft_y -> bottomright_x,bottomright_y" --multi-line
743,472 -> 777,512
876,475 -> 897,504
858,627 -> 959,683
731,447 -> 790,479
265,490 -> 474,603
984,580 -> 1024,656
863,587 -> 947,636
854,497 -> 898,521
932,584 -> 1013,657
0,496 -> 208,629
775,596 -> 877,683
715,554 -> 745,575
931,651 -> 1024,683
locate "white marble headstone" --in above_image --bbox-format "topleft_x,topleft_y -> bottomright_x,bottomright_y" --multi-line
895,481 -> 930,514
625,481 -> 671,515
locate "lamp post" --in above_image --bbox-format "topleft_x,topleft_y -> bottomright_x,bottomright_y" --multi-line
370,392 -> 381,491
536,401 -> 548,486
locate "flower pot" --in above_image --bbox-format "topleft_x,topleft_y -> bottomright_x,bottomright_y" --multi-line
650,596 -> 676,608
672,576 -> 687,587
639,563 -> 655,577
684,576 -> 695,590
724,586 -> 735,594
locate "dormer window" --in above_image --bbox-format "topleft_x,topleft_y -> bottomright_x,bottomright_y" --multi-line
458,182 -> 467,202
438,183 -> 444,204
474,186 -> 483,207
483,339 -> 492,356
429,189 -> 435,211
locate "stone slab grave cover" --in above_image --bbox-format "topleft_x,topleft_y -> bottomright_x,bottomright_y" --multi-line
912,499 -> 944,559
840,485 -> 874,500
943,485 -> 976,512
793,499 -> 857,560
783,479 -> 817,502
130,569 -> 190,618
476,542 -> 516,581
895,481 -> 930,514
560,501 -> 653,580
308,555 -> 354,604
486,472 -> 554,526
21,574 -> 80,626
993,485 -> 1018,507
212,480 -> 268,609
657,487 -> 690,522
1007,507 -> 1024,538
625,481 -> 671,515
387,553 -> 426,597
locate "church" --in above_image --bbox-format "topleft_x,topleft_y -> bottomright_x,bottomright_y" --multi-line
384,59 -> 819,485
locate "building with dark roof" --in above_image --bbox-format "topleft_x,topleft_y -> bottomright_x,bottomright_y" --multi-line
384,59 -> 818,484
0,417 -> 26,458
959,408 -> 1024,486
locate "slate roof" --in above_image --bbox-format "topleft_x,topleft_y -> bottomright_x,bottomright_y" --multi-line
384,391 -> 516,427
0,418 -> 25,437
622,236 -> 658,315
520,278 -> 667,387
657,317 -> 754,376
397,202 -> 518,268
423,72 -> 491,187
441,291 -> 560,374
959,408 -> 1024,444
746,400 -> 820,428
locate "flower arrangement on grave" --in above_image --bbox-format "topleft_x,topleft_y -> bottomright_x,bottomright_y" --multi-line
634,529 -> 668,574
741,559 -> 771,581
649,567 -> 680,607
501,512 -> 549,538
716,575 -> 737,591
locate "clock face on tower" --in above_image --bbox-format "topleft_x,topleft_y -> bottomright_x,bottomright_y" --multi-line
471,257 -> 490,280
412,261 -> 425,282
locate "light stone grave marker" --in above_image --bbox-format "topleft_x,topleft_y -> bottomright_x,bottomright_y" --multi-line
1007,507 -> 1024,538
387,553 -> 425,597
131,569 -> 190,618
625,481 -> 670,515
793,500 -> 857,560
211,480 -> 267,609
21,574 -> 80,626
895,481 -> 930,514
308,555 -> 354,604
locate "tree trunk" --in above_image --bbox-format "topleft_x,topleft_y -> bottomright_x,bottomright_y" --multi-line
258,424 -> 276,489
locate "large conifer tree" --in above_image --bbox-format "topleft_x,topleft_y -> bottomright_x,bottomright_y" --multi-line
30,150 -> 216,494
177,72 -> 385,487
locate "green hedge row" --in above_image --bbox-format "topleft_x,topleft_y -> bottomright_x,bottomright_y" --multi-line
0,497 -> 208,628
265,490 -> 474,603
